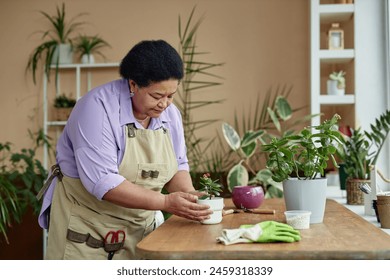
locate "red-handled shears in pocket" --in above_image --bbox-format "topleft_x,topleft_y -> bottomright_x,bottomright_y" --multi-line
104,230 -> 126,260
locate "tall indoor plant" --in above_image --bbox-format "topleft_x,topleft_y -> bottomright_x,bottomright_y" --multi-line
176,6 -> 225,174
26,3 -> 87,84
262,114 -> 343,223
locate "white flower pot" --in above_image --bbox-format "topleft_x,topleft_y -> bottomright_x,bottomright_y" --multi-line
282,178 -> 327,224
52,44 -> 73,64
197,197 -> 224,224
327,80 -> 345,95
81,54 -> 95,64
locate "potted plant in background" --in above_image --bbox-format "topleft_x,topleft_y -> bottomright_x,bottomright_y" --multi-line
0,130 -> 51,259
221,91 -> 319,199
197,173 -> 224,224
53,93 -> 76,121
340,110 -> 390,211
74,34 -> 111,64
327,70 -> 346,95
26,3 -> 87,84
340,127 -> 370,205
262,114 -> 343,224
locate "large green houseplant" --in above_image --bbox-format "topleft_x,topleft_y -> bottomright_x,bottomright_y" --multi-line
222,90 -> 318,198
26,3 -> 87,84
262,114 -> 343,223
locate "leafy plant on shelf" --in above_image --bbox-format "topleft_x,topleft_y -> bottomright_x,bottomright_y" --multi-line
74,34 -> 111,61
262,114 -> 343,182
197,173 -> 222,200
329,70 -> 346,89
26,3 -> 87,84
54,93 -> 76,108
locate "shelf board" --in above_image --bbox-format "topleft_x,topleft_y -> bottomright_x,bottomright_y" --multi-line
319,94 -> 355,105
47,121 -> 67,126
319,4 -> 354,23
50,62 -> 119,69
319,49 -> 354,63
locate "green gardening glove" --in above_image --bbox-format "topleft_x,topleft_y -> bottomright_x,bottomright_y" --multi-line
240,221 -> 301,243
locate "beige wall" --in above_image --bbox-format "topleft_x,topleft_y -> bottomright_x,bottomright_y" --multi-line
0,0 -> 309,162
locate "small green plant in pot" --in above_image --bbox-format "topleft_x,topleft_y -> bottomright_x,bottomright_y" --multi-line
197,173 -> 223,199
75,34 -> 111,64
262,114 -> 343,223
54,93 -> 76,121
327,70 -> 346,95
197,173 -> 224,225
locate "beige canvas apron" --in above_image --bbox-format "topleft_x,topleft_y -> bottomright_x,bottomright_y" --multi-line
45,124 -> 178,259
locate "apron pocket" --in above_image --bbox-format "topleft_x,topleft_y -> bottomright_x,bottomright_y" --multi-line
64,204 -> 130,260
135,163 -> 168,188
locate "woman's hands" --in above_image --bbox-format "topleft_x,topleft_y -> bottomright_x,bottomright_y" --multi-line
163,192 -> 212,221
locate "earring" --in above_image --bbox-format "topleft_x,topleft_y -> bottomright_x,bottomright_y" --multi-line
130,91 -> 134,97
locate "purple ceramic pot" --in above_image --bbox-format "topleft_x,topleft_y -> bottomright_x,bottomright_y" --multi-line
232,186 -> 265,209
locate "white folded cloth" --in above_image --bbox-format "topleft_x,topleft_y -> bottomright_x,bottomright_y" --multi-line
154,210 -> 165,228
216,223 -> 263,245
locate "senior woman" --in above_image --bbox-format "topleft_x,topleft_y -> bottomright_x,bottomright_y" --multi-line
37,40 -> 212,259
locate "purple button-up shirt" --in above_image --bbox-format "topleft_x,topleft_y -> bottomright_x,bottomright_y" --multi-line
38,79 -> 189,229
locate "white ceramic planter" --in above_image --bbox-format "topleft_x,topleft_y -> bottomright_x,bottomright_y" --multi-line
327,80 -> 345,96
197,197 -> 224,224
81,54 -> 95,64
52,44 -> 73,64
282,178 -> 327,224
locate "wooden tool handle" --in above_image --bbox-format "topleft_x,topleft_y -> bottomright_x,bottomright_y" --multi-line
250,209 -> 275,214
222,209 -> 235,216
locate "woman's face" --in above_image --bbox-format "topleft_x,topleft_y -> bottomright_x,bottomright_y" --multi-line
130,79 -> 179,118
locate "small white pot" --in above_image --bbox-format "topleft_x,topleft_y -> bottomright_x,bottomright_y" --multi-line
197,197 -> 224,225
81,54 -> 95,64
327,80 -> 345,96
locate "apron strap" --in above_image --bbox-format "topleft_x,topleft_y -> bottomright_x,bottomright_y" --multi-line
36,164 -> 63,201
126,123 -> 136,138
126,123 -> 167,138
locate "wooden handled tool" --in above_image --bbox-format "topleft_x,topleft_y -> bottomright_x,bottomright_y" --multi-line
244,208 -> 276,214
223,209 -> 276,215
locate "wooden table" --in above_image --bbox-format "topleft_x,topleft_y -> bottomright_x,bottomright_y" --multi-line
136,198 -> 390,259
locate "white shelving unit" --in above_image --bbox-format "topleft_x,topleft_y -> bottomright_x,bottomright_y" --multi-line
42,62 -> 119,258
310,0 -> 356,127
42,62 -> 119,168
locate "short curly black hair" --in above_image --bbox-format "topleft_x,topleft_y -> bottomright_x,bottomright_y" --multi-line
119,40 -> 184,87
